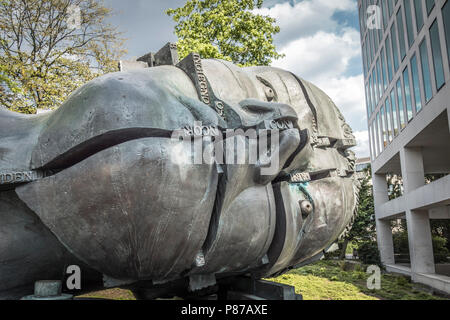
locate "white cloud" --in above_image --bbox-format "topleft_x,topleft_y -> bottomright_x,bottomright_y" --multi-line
258,0 -> 370,158
255,0 -> 356,46
352,130 -> 371,159
314,75 -> 367,131
271,28 -> 361,82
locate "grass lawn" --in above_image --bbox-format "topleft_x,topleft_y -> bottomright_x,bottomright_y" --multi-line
267,260 -> 447,300
77,260 -> 448,301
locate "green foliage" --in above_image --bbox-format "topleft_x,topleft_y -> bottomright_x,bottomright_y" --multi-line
393,229 -> 409,254
357,241 -> 382,266
346,167 -> 376,243
432,236 -> 449,263
387,174 -> 403,200
268,260 -> 446,300
166,0 -> 284,66
338,166 -> 376,259
0,0 -> 126,113
394,225 -> 449,263
431,219 -> 450,251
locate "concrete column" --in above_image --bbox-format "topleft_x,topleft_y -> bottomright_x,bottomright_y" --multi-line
376,219 -> 395,265
447,107 -> 450,134
372,173 -> 394,265
400,147 -> 435,275
372,173 -> 389,207
400,147 -> 425,193
406,210 -> 436,275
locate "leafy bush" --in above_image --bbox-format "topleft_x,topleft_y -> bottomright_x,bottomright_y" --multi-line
357,241 -> 382,267
433,236 -> 449,263
393,231 -> 409,254
394,230 -> 449,263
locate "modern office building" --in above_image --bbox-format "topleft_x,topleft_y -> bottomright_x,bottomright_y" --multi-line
358,0 -> 450,293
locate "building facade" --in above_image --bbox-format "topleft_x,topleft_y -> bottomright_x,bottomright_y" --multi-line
358,0 -> 450,293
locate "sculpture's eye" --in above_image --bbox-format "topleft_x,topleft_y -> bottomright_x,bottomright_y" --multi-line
256,75 -> 277,102
299,200 -> 313,219
264,86 -> 275,102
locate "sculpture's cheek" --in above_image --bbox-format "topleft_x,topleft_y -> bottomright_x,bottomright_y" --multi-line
192,184 -> 277,275
260,177 -> 357,277
289,177 -> 358,265
16,138 -> 218,281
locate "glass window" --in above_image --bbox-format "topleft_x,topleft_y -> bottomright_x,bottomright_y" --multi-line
376,58 -> 383,98
391,23 -> 400,71
426,0 -> 435,16
369,29 -> 374,64
381,106 -> 387,147
366,81 -> 372,116
397,8 -> 407,60
385,98 -> 393,142
414,0 -> 424,32
410,54 -> 423,113
382,0 -> 389,30
404,0 -> 415,48
359,3 -> 365,34
378,112 -> 384,152
419,39 -> 433,102
365,34 -> 370,68
374,117 -> 379,157
362,43 -> 368,77
372,68 -> 378,107
373,122 -> 379,158
381,47 -> 388,90
388,0 -> 394,17
442,0 -> 450,66
386,35 -> 394,82
371,70 -> 376,109
397,79 -> 406,129
390,88 -> 399,136
378,28 -> 383,48
403,66 -> 413,122
430,19 -> 445,90
369,125 -> 375,160
374,23 -> 379,52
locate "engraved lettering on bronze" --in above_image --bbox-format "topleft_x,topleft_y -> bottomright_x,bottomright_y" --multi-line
269,120 -> 294,130
0,171 -> 42,185
183,124 -> 220,137
215,101 -> 225,118
291,172 -> 312,183
192,53 -> 211,105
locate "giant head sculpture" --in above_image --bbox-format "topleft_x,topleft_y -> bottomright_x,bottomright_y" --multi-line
0,44 -> 359,299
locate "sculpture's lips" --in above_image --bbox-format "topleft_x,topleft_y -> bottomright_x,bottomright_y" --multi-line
35,113 -> 300,174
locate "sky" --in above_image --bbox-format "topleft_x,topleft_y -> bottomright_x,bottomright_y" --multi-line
104,0 -> 369,158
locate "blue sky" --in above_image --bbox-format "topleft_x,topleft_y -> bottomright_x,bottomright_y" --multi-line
104,0 -> 369,157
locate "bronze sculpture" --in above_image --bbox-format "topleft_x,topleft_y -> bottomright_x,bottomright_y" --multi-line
0,44 -> 359,300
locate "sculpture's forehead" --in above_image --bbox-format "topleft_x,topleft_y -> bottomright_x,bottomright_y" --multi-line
200,60 -> 305,104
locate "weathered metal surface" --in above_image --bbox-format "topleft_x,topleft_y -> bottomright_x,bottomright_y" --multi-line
0,44 -> 360,299
0,191 -> 70,299
21,281 -> 73,300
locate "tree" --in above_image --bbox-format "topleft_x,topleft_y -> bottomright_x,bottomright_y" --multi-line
166,0 -> 284,66
339,166 -> 376,259
0,0 -> 126,113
